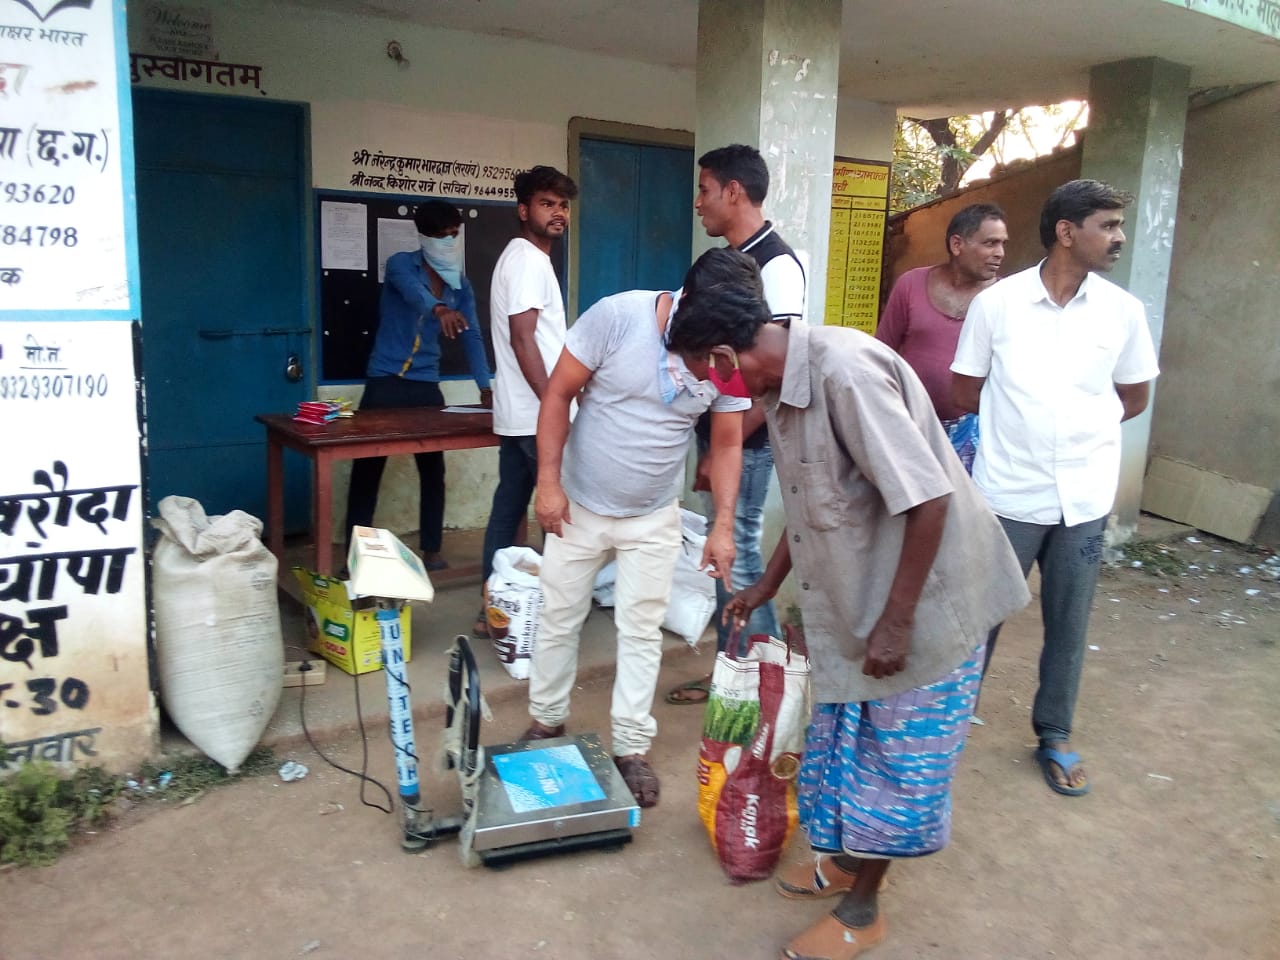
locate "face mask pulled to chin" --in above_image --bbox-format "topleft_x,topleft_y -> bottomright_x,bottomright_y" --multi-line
707,351 -> 751,399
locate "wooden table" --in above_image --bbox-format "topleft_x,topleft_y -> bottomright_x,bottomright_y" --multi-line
255,406 -> 499,576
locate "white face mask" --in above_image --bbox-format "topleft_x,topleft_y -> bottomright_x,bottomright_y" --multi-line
419,233 -> 462,289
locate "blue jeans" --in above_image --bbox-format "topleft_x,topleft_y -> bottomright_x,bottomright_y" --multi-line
983,515 -> 1107,743
700,439 -> 779,654
481,435 -> 538,583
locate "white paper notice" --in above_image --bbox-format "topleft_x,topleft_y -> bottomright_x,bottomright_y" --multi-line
376,218 -> 420,283
0,1 -> 131,311
320,201 -> 368,271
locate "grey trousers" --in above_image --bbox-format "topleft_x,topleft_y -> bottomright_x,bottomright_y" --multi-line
984,514 -> 1107,744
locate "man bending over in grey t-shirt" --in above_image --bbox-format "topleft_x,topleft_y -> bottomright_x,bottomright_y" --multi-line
518,249 -> 758,808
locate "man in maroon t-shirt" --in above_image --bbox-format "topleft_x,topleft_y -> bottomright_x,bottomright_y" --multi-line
876,204 -> 1007,473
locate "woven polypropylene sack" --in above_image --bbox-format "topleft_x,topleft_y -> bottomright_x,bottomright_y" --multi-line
152,496 -> 283,774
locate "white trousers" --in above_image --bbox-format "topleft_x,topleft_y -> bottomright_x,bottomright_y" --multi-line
527,498 -> 682,756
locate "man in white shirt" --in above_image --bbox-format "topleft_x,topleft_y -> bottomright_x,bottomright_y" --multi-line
952,179 -> 1160,797
476,166 -> 578,637
666,143 -> 807,705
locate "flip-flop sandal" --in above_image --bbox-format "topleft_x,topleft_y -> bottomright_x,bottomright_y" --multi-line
665,677 -> 712,705
776,856 -> 857,899
781,911 -> 886,960
614,754 -> 660,808
773,860 -> 885,901
472,607 -> 491,640
1035,745 -> 1090,796
775,856 -> 887,899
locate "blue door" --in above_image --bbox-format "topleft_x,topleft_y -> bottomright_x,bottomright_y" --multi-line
133,90 -> 311,530
577,139 -> 694,312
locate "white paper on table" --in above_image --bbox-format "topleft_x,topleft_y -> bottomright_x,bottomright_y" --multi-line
441,406 -> 491,413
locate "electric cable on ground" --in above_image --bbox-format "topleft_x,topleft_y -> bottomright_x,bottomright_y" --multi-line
298,661 -> 394,814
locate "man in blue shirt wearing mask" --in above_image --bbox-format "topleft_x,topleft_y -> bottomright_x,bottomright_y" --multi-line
344,199 -> 492,571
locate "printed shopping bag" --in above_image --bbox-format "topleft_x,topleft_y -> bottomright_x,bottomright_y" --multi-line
696,625 -> 810,882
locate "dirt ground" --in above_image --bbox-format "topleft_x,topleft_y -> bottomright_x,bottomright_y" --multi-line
3,523 -> 1279,960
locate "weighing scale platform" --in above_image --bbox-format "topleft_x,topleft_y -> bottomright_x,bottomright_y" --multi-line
471,733 -> 640,866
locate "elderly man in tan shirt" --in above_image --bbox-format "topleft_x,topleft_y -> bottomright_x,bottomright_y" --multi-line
666,252 -> 1028,960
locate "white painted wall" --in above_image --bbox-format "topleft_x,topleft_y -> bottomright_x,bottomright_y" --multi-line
835,96 -> 896,163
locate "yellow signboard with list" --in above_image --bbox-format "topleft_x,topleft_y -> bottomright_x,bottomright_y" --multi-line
825,159 -> 890,333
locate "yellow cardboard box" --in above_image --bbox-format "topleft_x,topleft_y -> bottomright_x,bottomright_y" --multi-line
293,568 -> 411,675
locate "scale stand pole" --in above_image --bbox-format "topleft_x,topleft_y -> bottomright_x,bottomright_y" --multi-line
375,599 -> 431,852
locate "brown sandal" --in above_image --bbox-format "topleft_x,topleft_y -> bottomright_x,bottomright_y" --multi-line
519,720 -> 565,742
776,855 -> 859,899
665,676 -> 712,705
781,911 -> 886,960
776,855 -> 889,899
613,753 -> 660,808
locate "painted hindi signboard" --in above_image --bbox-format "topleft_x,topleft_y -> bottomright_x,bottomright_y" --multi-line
0,0 -> 137,315
824,158 -> 890,333
1,1 -> 153,772
1156,0 -> 1280,40
0,320 -> 153,771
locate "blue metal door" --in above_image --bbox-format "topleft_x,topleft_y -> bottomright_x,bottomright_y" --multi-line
133,90 -> 311,530
578,138 -> 693,312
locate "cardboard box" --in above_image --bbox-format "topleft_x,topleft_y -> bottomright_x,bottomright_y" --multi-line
1142,456 -> 1272,544
292,568 -> 412,675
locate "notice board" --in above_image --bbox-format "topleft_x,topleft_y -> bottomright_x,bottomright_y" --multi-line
823,158 -> 890,333
316,191 -> 566,382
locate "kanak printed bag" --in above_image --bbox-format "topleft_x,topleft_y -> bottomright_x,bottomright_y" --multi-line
696,625 -> 810,882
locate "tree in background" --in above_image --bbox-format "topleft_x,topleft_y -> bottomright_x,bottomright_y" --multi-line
891,102 -> 1088,213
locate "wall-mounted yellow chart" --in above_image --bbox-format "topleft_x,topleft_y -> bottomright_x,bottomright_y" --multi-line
825,158 -> 890,332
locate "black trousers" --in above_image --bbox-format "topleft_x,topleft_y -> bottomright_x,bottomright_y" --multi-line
343,376 -> 446,553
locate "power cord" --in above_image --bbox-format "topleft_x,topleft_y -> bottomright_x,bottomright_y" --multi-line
298,660 -> 394,815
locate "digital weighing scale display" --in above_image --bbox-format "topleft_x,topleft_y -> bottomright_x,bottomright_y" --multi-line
491,744 -> 608,812
471,734 -> 640,857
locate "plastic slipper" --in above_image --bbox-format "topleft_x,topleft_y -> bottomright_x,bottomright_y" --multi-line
775,856 -> 888,899
665,677 -> 712,705
472,607 -> 491,640
781,911 -> 886,960
1035,746 -> 1090,796
776,855 -> 858,900
614,754 -> 660,808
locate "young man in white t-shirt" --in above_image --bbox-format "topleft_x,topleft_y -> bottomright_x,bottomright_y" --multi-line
476,166 -> 578,638
666,143 -> 807,705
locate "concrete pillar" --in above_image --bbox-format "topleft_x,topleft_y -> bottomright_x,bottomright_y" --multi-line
694,0 -> 842,326
692,0 -> 841,618
1081,57 -> 1190,543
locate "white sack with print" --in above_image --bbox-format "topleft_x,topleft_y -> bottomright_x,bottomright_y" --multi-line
665,509 -> 716,649
485,546 -> 545,679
